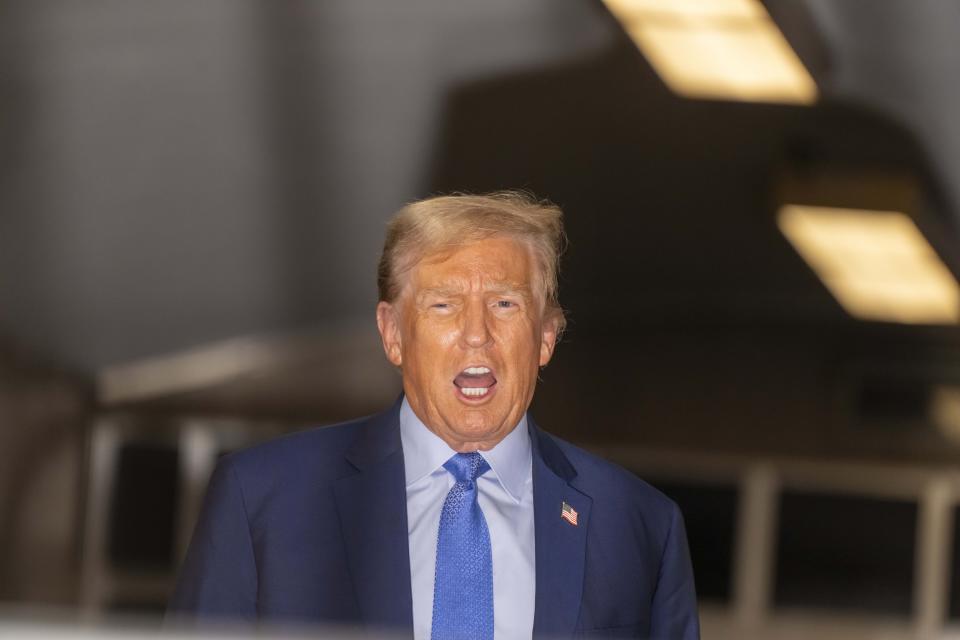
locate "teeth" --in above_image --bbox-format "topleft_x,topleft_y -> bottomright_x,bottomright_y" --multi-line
463,366 -> 491,375
460,387 -> 490,397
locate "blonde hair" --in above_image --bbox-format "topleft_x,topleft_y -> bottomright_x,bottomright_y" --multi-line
378,191 -> 567,332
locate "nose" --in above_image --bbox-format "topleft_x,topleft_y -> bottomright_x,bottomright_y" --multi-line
461,297 -> 492,349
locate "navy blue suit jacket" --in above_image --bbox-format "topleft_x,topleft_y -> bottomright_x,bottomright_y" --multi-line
169,401 -> 700,639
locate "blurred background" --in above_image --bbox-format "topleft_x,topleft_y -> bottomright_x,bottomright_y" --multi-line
3,0 -> 960,638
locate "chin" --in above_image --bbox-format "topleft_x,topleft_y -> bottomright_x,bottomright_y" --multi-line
451,423 -> 494,442
458,409 -> 499,429
464,416 -> 515,439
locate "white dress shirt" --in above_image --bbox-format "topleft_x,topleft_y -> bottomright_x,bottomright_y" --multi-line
399,397 -> 536,640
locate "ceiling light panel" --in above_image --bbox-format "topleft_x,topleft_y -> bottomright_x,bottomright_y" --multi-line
603,0 -> 817,104
778,205 -> 960,324
604,0 -> 765,21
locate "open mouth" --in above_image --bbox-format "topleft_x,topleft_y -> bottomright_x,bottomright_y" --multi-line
453,366 -> 497,401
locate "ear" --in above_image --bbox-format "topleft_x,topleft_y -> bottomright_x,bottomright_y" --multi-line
376,301 -> 404,367
538,311 -> 560,367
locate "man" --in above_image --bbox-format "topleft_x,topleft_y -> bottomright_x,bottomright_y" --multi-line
169,192 -> 699,639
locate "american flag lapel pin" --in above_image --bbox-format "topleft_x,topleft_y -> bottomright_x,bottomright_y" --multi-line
561,501 -> 579,526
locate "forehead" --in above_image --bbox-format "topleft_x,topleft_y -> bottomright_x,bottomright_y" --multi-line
410,236 -> 536,291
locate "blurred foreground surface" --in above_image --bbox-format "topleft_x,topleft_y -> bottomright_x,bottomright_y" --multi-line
0,608 -> 958,640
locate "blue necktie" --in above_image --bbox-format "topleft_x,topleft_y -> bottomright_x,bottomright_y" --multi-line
431,452 -> 494,640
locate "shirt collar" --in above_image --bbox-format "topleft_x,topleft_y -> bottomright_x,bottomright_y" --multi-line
398,396 -> 531,504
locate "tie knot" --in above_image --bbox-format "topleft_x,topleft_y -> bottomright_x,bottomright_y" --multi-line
443,452 -> 490,483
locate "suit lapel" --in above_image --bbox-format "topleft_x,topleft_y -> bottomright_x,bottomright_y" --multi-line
530,421 -> 592,638
333,402 -> 413,634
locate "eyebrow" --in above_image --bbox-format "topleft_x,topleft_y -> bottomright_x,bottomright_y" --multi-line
417,282 -> 533,300
486,283 -> 533,297
417,286 -> 461,300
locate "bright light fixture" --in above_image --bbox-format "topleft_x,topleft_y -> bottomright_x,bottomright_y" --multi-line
930,386 -> 960,444
602,0 -> 817,104
778,205 -> 960,324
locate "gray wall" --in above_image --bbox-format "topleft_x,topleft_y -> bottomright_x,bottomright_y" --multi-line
0,0 -> 610,372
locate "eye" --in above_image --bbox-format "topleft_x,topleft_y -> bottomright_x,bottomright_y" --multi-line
495,300 -> 516,309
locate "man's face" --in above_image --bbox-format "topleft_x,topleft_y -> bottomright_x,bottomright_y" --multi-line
376,235 -> 559,451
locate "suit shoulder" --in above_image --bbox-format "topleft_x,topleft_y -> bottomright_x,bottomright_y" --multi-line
542,431 -> 678,519
221,412 -> 374,483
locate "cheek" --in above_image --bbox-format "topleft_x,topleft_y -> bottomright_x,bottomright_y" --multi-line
419,322 -> 460,350
500,321 -> 542,364
406,319 -> 459,371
